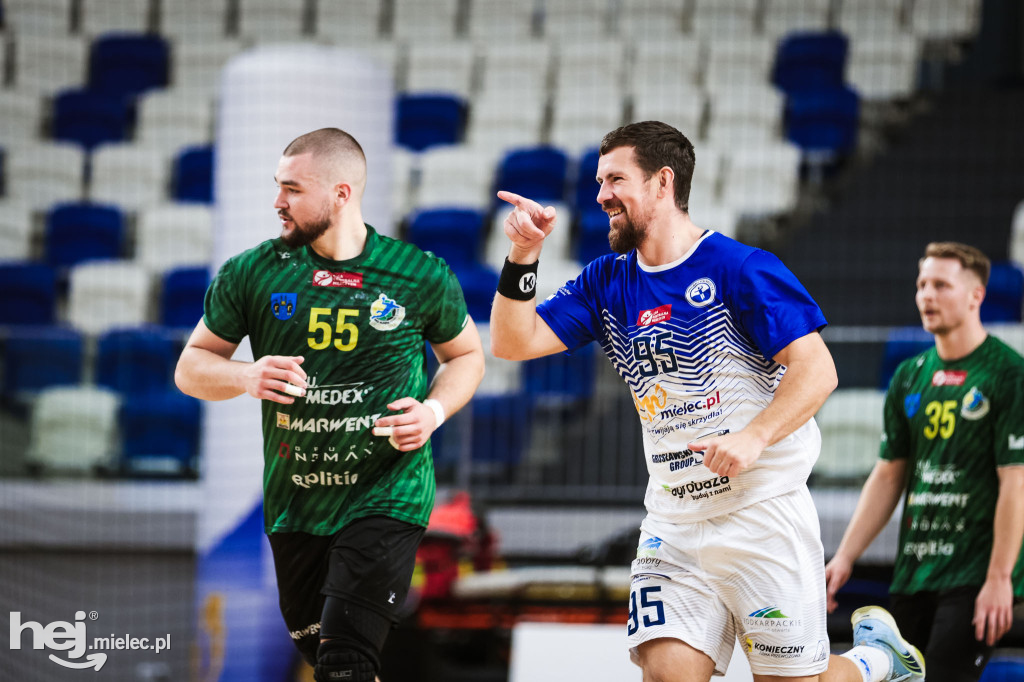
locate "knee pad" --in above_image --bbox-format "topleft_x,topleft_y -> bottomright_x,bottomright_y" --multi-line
314,639 -> 377,682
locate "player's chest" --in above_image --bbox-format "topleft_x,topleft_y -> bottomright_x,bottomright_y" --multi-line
903,368 -> 993,443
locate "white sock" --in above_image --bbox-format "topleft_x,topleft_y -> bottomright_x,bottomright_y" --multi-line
841,646 -> 892,682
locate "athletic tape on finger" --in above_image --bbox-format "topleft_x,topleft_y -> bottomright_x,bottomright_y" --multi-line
283,383 -> 304,397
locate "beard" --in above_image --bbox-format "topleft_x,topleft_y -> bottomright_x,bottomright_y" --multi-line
279,207 -> 332,248
607,207 -> 650,254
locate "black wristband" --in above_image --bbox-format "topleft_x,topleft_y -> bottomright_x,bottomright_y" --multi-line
497,258 -> 539,301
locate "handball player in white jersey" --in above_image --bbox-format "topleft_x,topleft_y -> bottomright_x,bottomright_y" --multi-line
490,121 -> 925,682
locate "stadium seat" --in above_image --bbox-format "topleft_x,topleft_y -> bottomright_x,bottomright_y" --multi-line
980,262 -> 1024,323
773,32 -> 849,96
846,36 -> 921,102
879,327 -> 934,389
0,202 -> 37,261
407,208 -> 487,268
618,0 -> 686,40
313,0 -> 385,42
160,266 -> 210,329
576,208 -> 613,264
12,35 -> 88,94
4,142 -> 86,210
539,0 -> 611,40
79,0 -> 151,36
762,0 -> 830,40
0,89 -> 44,148
67,260 -> 153,334
136,204 -> 214,273
26,385 -> 120,474
633,83 -> 706,142
465,89 -> 546,157
720,142 -> 801,215
1011,199 -> 1024,268
45,202 -> 125,268
395,94 -> 466,152
690,0 -> 758,39
908,0 -> 981,41
813,388 -> 885,482
89,35 -> 170,101
467,393 -> 532,473
171,41 -> 245,95
2,0 -> 73,36
706,84 -> 784,146
466,0 -> 534,40
549,86 -> 624,155
2,327 -> 83,395
572,148 -> 601,215
173,145 -> 215,203
413,145 -> 498,211
453,264 -> 500,322
136,89 -> 214,153
52,89 -> 133,150
987,322 -> 1024,355
119,390 -> 201,476
0,263 -> 58,326
159,0 -> 230,42
784,85 -> 860,156
704,36 -> 777,91
89,143 -> 170,210
494,146 -> 570,207
392,0 -> 459,40
523,342 -> 597,406
96,327 -> 180,395
836,0 -> 903,39
237,0 -> 307,43
405,42 -> 477,99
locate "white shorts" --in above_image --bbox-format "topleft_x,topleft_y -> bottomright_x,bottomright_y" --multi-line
627,486 -> 830,677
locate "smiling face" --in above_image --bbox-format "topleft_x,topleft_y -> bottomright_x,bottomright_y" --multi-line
273,152 -> 333,248
595,146 -> 659,254
915,256 -> 985,336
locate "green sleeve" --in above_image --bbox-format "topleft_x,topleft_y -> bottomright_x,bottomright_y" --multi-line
423,258 -> 470,345
202,255 -> 249,343
995,360 -> 1024,466
880,363 -> 910,461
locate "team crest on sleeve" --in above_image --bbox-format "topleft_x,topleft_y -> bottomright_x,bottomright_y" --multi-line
685,278 -> 716,308
369,293 -> 405,331
960,386 -> 990,420
271,293 -> 297,320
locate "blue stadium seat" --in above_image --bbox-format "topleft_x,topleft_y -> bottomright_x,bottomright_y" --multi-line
52,89 -> 133,150
395,93 -> 465,152
573,147 -> 601,213
576,208 -> 612,264
173,145 -> 214,203
523,342 -> 597,405
879,326 -> 934,389
160,266 -> 210,328
494,146 -> 569,207
119,390 -> 201,477
0,263 -> 58,326
407,208 -> 486,268
96,327 -> 179,395
45,202 -> 125,267
773,31 -> 848,95
784,85 -> 860,156
453,264 -> 499,322
2,327 -> 84,396
89,34 -> 170,100
469,393 -> 532,471
981,261 -> 1024,323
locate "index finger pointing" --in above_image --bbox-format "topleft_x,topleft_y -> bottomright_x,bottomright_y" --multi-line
497,190 -> 544,216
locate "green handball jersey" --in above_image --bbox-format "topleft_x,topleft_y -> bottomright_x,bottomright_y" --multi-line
881,335 -> 1024,597
203,226 -> 469,536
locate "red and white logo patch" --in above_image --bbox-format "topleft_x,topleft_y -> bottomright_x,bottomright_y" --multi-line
311,270 -> 363,288
932,370 -> 967,386
637,304 -> 672,327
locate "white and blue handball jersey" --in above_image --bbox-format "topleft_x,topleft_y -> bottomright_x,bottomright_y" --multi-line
537,231 -> 827,524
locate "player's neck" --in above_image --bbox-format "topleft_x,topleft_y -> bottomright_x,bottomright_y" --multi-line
309,214 -> 367,262
933,320 -> 987,362
636,212 -> 704,267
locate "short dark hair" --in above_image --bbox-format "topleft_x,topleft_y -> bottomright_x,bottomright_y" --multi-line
921,242 -> 990,287
283,127 -> 365,166
599,121 -> 696,213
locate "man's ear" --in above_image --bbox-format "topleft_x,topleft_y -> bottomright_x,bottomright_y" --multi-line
334,182 -> 352,204
656,166 -> 674,198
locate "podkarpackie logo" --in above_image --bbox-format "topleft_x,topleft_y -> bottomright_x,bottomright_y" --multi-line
9,610 -> 171,671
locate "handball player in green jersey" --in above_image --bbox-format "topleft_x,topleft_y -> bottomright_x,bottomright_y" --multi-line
826,242 -> 1024,682
176,128 -> 484,681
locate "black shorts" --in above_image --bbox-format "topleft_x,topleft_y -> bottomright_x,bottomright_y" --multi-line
268,516 -> 425,649
889,585 -> 992,682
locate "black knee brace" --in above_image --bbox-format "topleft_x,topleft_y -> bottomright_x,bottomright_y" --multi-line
314,638 -> 377,682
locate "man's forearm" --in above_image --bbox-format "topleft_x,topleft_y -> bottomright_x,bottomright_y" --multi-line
175,346 -> 248,401
427,349 -> 485,420
833,462 -> 906,563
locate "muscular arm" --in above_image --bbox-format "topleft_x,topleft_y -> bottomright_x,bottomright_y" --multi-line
690,331 -> 838,477
174,319 -> 308,404
373,318 -> 485,452
974,465 -> 1024,645
824,458 -> 908,610
489,190 -> 568,361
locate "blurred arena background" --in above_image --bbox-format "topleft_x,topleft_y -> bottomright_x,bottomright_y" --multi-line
0,0 -> 1022,680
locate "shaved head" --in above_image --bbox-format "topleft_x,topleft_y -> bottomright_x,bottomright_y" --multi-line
283,128 -> 367,197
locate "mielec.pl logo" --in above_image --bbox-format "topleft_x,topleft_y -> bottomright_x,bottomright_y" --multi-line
10,610 -> 107,670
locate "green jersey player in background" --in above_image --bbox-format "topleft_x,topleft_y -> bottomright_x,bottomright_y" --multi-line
826,242 -> 1024,682
175,128 -> 484,682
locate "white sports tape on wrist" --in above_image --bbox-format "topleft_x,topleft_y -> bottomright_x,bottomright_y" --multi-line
423,399 -> 445,427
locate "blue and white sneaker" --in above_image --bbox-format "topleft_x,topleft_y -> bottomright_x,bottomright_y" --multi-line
852,606 -> 926,682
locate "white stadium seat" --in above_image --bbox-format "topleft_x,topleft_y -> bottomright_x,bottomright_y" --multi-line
67,260 -> 154,334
